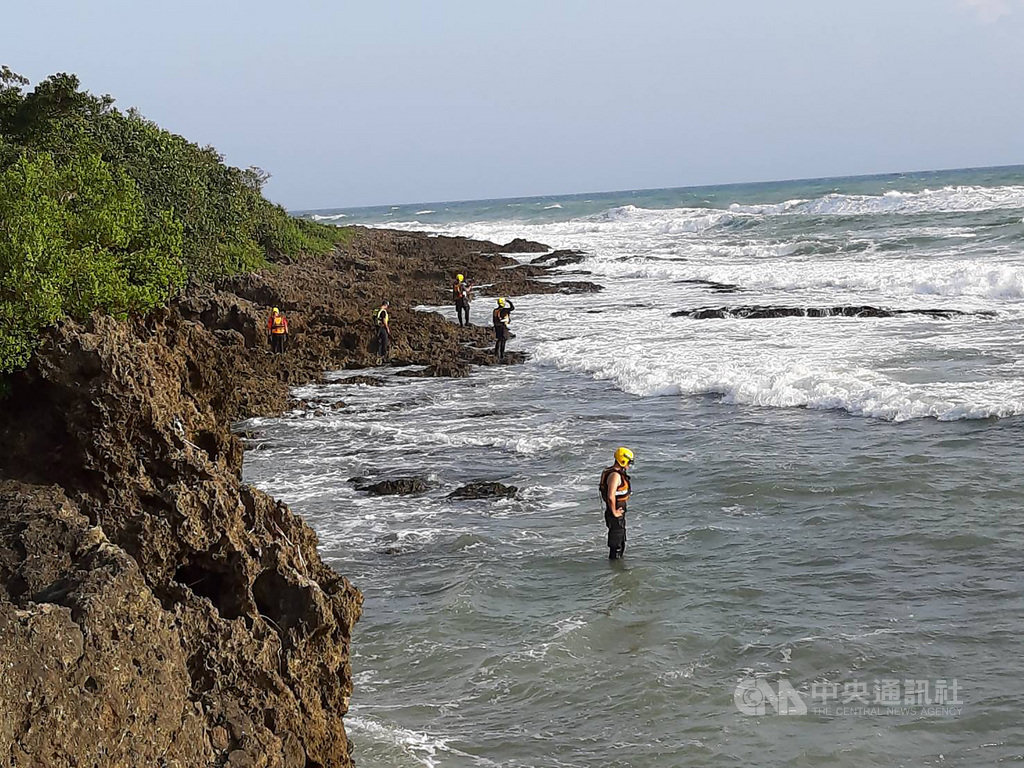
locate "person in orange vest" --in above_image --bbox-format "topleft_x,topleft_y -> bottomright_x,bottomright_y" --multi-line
452,273 -> 472,326
266,307 -> 289,354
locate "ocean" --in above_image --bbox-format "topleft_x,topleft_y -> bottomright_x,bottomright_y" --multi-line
242,166 -> 1024,766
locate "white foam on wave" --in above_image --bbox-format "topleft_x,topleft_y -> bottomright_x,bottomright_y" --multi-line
347,715 -> 500,768
415,210 -> 436,215
543,203 -> 563,209
730,185 -> 1024,217
529,334 -> 1024,422
310,212 -> 347,221
361,421 -> 573,455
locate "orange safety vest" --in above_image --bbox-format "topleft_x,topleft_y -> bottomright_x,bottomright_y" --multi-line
600,466 -> 631,510
269,315 -> 288,334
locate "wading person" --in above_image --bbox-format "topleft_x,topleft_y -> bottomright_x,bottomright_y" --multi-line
374,300 -> 391,364
491,297 -> 515,360
266,307 -> 289,354
453,273 -> 472,326
600,447 -> 633,559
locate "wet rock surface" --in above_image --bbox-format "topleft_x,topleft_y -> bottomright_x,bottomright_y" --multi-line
447,482 -> 520,500
0,226 -> 590,767
350,477 -> 432,496
530,249 -> 587,268
671,305 -> 992,320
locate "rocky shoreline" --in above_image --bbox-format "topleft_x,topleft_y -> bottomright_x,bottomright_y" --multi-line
0,228 -> 599,767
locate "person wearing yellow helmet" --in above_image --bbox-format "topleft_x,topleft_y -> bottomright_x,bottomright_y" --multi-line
373,300 -> 391,364
599,446 -> 634,559
491,297 -> 515,360
266,307 -> 289,354
452,273 -> 472,326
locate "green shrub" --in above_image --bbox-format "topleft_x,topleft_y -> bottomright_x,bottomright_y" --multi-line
0,151 -> 185,372
0,67 -> 352,373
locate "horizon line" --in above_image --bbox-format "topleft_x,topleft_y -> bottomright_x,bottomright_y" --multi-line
289,162 -> 1024,215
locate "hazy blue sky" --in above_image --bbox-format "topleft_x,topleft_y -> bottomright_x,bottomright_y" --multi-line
3,0 -> 1023,208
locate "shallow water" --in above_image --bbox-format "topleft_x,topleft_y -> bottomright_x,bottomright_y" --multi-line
242,168 -> 1024,765
242,366 -> 1024,766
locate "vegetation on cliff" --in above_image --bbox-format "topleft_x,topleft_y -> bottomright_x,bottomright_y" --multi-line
0,66 -> 344,373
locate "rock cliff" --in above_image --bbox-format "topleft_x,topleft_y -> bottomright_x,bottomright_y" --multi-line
0,228 -> 597,766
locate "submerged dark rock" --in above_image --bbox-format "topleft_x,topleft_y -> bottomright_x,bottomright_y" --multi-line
530,249 -> 586,268
350,477 -> 431,496
675,278 -> 742,293
395,362 -> 470,378
672,305 -> 993,320
448,482 -> 519,500
337,374 -> 385,386
558,281 -> 604,294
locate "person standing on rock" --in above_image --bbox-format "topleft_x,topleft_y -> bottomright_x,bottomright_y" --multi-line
492,297 -> 515,361
453,273 -> 472,327
374,300 -> 391,364
600,447 -> 634,560
266,307 -> 289,354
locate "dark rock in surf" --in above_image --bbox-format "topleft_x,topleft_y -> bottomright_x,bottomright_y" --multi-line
395,362 -> 470,378
447,482 -> 519,500
337,375 -> 385,387
675,278 -> 742,293
350,477 -> 431,496
671,305 -> 992,320
558,281 -> 603,294
530,249 -> 586,268
497,238 -> 550,253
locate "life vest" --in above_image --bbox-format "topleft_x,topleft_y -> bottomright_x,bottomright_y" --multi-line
374,308 -> 389,327
599,465 -> 631,510
453,281 -> 466,300
269,315 -> 287,334
492,307 -> 503,327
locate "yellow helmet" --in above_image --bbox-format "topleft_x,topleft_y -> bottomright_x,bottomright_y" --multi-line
614,446 -> 634,467
497,297 -> 505,306
457,274 -> 464,282
272,307 -> 280,314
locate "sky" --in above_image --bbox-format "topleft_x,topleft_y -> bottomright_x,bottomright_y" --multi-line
2,0 -> 1024,209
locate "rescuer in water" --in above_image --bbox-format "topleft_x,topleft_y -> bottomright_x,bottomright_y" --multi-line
600,447 -> 634,559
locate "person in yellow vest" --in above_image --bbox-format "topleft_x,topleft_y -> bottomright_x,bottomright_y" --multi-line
600,447 -> 634,559
452,273 -> 472,326
491,297 -> 515,360
266,307 -> 289,354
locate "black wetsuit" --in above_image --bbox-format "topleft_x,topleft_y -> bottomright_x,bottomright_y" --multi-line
600,464 -> 630,559
375,308 -> 390,360
454,282 -> 471,326
491,300 -> 515,359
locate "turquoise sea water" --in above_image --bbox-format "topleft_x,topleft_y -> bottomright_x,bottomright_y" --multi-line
245,167 -> 1024,766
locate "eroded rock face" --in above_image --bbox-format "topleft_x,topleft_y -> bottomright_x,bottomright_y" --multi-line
0,227 -> 595,766
0,483 -> 207,767
0,312 -> 361,767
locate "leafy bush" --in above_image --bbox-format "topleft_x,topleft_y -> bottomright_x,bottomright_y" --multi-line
0,67 -> 349,373
0,151 -> 184,372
